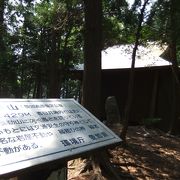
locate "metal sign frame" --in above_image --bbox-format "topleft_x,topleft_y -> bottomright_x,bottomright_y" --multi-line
0,99 -> 121,178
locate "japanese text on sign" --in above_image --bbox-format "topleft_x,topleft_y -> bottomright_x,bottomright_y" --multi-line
0,99 -> 121,176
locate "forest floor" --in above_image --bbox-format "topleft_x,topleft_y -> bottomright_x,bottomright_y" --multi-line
68,125 -> 180,180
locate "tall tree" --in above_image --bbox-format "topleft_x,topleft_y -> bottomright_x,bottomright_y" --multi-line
0,0 -> 6,96
47,1 -> 62,98
82,0 -> 102,118
147,0 -> 180,134
120,0 -> 150,141
168,0 -> 180,134
82,2 -> 124,179
4,0 -> 84,98
0,0 -> 5,52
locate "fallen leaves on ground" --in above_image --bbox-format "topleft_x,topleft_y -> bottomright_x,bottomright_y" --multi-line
68,125 -> 180,180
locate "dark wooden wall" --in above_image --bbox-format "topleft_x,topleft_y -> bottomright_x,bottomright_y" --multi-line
72,65 -> 180,133
101,66 -> 180,133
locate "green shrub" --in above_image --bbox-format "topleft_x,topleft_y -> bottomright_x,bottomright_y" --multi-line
142,117 -> 162,127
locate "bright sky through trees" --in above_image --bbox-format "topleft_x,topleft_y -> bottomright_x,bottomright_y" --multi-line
127,0 -> 157,11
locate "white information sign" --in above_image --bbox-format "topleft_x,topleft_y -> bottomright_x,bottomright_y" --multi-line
0,99 -> 121,176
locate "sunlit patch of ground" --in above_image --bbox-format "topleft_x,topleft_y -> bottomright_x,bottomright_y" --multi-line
68,126 -> 180,180
109,126 -> 180,180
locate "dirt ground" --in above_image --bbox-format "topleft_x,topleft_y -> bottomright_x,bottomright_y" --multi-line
68,125 -> 180,180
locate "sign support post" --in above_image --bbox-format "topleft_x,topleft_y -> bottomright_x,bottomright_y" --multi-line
17,163 -> 67,180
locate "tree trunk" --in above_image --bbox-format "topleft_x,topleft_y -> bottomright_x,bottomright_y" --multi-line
82,0 -> 102,119
120,0 -> 149,141
0,0 -> 5,97
0,0 -> 5,51
47,28 -> 62,98
168,0 -> 180,134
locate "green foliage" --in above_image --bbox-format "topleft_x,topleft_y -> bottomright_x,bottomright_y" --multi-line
34,1 -> 61,27
145,0 -> 170,42
143,117 -> 162,127
102,0 -> 138,47
177,45 -> 180,64
103,16 -> 124,47
61,79 -> 81,100
0,0 -> 85,98
1,0 -> 180,98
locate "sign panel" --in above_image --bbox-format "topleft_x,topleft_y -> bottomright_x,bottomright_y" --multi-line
0,99 -> 121,176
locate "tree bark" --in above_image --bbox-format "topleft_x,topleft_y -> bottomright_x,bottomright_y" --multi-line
120,0 -> 149,141
82,0 -> 102,119
47,25 -> 62,98
168,0 -> 180,134
0,0 -> 5,96
82,1 -> 123,179
0,0 -> 5,51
